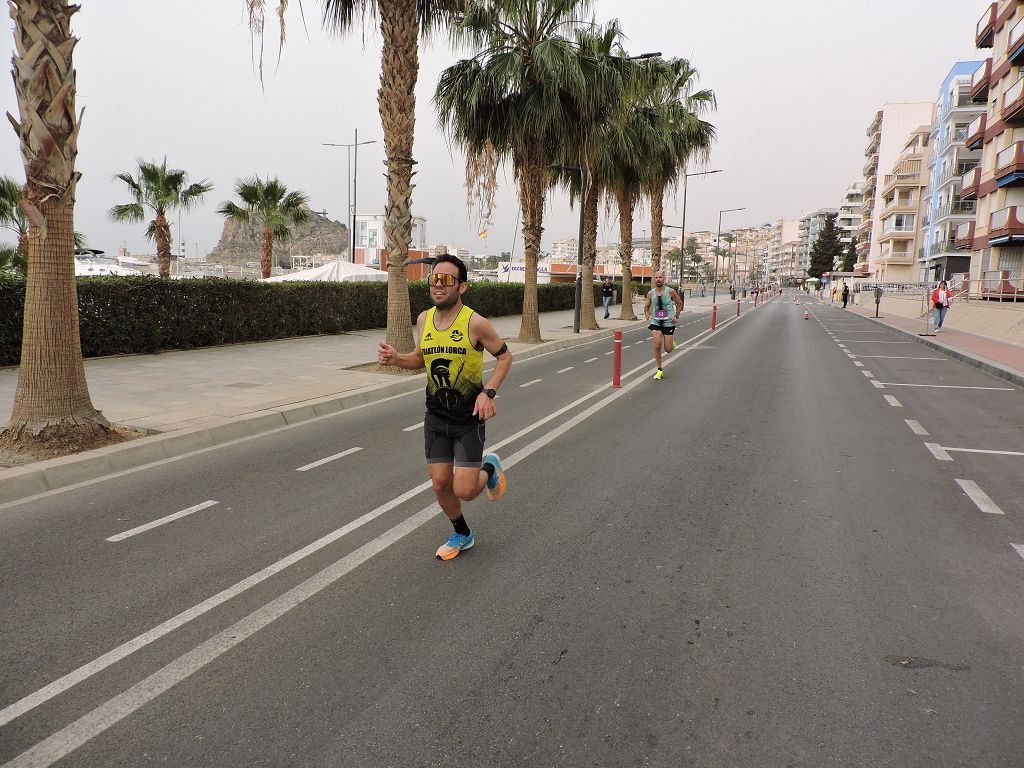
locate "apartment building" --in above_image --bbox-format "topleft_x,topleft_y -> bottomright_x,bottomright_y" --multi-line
797,209 -> 837,278
769,219 -> 800,281
876,126 -> 933,282
550,238 -> 578,262
958,2 -> 1024,291
837,183 -> 864,252
858,102 -> 937,273
922,62 -> 985,281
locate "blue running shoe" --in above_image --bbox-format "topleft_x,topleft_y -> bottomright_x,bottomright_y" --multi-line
482,453 -> 506,501
436,531 -> 474,560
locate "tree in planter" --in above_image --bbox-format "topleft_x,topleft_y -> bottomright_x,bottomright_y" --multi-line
807,212 -> 843,280
842,235 -> 857,273
217,177 -> 310,279
0,0 -> 117,456
663,247 -> 682,283
109,159 -> 212,278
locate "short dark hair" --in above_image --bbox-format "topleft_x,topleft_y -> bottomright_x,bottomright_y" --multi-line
432,253 -> 468,283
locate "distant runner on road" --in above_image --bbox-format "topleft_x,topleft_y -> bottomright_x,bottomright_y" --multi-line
378,254 -> 512,561
644,270 -> 683,380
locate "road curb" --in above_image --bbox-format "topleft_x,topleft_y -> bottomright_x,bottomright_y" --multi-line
861,314 -> 1024,389
0,322 -> 643,506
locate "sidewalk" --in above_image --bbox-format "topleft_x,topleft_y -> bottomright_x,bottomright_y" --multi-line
0,305 -> 649,502
841,301 -> 1024,388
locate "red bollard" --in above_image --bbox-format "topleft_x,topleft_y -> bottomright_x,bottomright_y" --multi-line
612,330 -> 622,388
736,299 -> 741,316
711,304 -> 717,330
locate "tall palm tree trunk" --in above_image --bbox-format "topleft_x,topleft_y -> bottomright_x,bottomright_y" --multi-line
650,187 -> 663,274
516,146 -> 545,343
378,0 -> 417,365
154,213 -> 172,277
2,0 -> 112,451
260,227 -> 274,278
616,186 -> 637,320
580,182 -> 600,330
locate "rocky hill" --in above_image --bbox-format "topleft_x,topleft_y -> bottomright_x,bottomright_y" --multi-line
207,208 -> 349,269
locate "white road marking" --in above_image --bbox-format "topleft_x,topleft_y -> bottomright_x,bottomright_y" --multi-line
402,422 -> 421,432
1012,544 -> 1024,561
904,420 -> 929,435
884,395 -> 902,407
519,379 -> 542,388
837,344 -> 847,349
585,357 -> 598,363
943,447 -> 1024,457
852,355 -> 946,360
605,350 -> 613,355
295,447 -> 363,472
871,380 -> 886,389
854,361 -> 864,367
106,501 -> 219,543
955,480 -> 1005,515
0,308 -> 744,767
837,330 -> 890,333
876,383 -> 1015,391
861,370 -> 874,377
557,367 -> 574,374
847,354 -> 856,358
924,442 -> 953,461
835,340 -> 910,344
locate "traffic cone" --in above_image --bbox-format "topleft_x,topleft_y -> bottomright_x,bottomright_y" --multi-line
803,310 -> 809,320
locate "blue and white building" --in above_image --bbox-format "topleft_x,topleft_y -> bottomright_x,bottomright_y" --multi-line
921,61 -> 985,280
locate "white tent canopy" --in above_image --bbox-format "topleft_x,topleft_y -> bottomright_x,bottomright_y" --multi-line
263,259 -> 387,283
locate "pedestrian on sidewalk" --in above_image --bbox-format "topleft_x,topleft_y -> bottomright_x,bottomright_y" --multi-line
601,276 -> 614,319
841,283 -> 850,309
644,270 -> 683,380
377,254 -> 512,561
931,280 -> 952,332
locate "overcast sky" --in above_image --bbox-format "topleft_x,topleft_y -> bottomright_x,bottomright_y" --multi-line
0,1 -> 982,259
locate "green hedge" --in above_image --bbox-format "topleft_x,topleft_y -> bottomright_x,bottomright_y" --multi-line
0,276 -> 607,366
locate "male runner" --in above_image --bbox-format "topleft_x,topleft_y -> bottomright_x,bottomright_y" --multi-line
378,254 -> 512,560
644,270 -> 683,380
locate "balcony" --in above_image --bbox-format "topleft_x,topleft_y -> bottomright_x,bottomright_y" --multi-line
1010,17 -> 1024,64
881,172 -> 923,196
878,224 -> 917,242
1001,75 -> 1024,122
864,132 -> 881,156
960,166 -> 981,199
995,141 -> 1024,187
935,162 -> 977,190
881,196 -> 918,217
938,127 -> 969,154
866,111 -> 882,137
863,153 -> 879,176
977,3 -> 996,48
966,112 -> 986,150
988,206 -> 1024,245
955,221 -> 976,250
880,244 -> 914,264
933,200 -> 978,221
971,59 -> 991,101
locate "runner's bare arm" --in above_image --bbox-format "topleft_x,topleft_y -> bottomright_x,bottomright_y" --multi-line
377,312 -> 426,370
643,292 -> 652,321
469,313 -> 512,420
670,288 -> 683,321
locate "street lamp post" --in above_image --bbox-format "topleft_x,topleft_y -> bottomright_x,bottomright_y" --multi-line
323,129 -> 377,263
678,168 -> 722,286
714,207 -> 745,302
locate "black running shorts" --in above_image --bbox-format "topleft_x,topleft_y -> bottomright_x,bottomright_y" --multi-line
424,412 -> 485,468
648,323 -> 675,335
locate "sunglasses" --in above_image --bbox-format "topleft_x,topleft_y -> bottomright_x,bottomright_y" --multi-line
427,273 -> 461,287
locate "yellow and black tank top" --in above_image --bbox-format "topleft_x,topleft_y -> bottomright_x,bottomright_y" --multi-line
420,305 -> 484,424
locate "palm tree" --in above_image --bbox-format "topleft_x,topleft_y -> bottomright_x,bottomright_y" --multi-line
437,0 -> 597,343
0,175 -> 29,261
0,0 -> 112,454
642,58 -> 715,276
246,1 -> 461,364
217,177 -> 311,279
549,22 -> 630,330
109,159 -> 212,278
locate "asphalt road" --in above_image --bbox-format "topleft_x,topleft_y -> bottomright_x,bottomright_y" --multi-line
1,293 -> 1022,767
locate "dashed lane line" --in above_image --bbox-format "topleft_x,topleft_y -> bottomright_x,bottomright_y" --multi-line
519,379 -> 542,388
557,367 -> 574,374
876,383 -> 1015,391
904,420 -> 929,436
884,395 -> 902,407
584,357 -> 598,363
955,479 -> 1006,515
296,447 -> 363,472
106,501 -> 219,543
861,370 -> 874,377
402,422 -> 421,432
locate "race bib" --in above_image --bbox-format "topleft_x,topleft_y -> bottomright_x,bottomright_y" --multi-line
654,309 -> 670,320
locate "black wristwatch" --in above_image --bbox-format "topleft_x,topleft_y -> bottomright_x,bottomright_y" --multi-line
483,388 -> 497,399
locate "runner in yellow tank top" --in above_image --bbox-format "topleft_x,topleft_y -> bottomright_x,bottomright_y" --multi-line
378,254 -> 513,561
